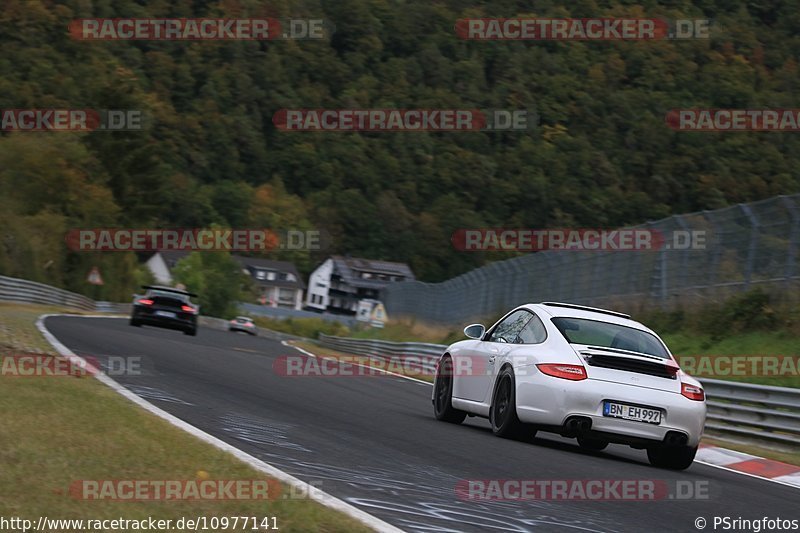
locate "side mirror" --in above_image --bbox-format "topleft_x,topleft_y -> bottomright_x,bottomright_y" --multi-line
464,324 -> 485,340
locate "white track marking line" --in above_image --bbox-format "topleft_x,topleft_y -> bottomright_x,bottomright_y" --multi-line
37,314 -> 404,533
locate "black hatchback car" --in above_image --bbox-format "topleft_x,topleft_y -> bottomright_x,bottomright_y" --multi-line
130,286 -> 199,336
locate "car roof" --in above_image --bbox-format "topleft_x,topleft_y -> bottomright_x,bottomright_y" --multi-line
524,302 -> 656,334
236,316 -> 253,321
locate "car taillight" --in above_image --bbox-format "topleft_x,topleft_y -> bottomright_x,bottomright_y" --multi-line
181,305 -> 197,313
138,299 -> 154,305
681,382 -> 705,401
245,322 -> 254,327
537,364 -> 587,381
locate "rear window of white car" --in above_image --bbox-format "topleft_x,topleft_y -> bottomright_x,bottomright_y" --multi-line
551,317 -> 669,359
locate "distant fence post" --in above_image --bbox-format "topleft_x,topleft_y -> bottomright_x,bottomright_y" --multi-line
739,203 -> 760,291
783,196 -> 799,284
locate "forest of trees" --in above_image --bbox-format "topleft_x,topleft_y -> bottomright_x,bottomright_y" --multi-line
2,0 -> 800,300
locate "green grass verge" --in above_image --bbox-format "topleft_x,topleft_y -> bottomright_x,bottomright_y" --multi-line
661,331 -> 800,388
0,303 -> 371,532
251,316 -> 350,339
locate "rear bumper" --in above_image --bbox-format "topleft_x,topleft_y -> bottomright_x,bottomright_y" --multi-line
515,372 -> 706,447
229,326 -> 256,335
132,309 -> 196,331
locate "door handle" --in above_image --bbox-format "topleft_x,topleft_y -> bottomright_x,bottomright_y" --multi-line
488,355 -> 496,364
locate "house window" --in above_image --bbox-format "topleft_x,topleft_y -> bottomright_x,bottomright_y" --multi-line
278,288 -> 294,303
287,273 -> 296,281
255,270 -> 266,280
267,271 -> 276,281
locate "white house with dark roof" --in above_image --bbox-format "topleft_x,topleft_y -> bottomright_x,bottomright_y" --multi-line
144,250 -> 190,285
305,255 -> 414,315
231,255 -> 305,310
144,251 -> 305,310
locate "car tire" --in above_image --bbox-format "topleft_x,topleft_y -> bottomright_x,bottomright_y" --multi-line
130,318 -> 141,327
490,367 -> 535,441
577,436 -> 609,451
433,356 -> 467,424
184,328 -> 197,337
647,444 -> 697,470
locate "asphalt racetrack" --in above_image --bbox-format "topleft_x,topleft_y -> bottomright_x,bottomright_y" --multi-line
45,316 -> 799,533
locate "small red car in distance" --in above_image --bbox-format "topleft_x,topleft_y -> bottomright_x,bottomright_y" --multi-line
130,285 -> 199,336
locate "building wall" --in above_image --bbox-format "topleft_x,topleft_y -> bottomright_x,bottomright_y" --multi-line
145,253 -> 172,285
305,258 -> 333,310
263,286 -> 303,310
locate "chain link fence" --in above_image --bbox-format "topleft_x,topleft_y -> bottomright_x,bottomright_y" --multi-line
385,194 -> 800,324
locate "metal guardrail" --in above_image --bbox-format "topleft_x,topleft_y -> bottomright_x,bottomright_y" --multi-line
701,379 -> 800,446
0,275 -> 96,311
95,301 -> 132,314
318,334 -> 442,373
318,335 -> 800,449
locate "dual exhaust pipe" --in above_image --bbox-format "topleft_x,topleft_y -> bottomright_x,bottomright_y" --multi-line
562,416 -> 592,437
663,431 -> 688,447
561,418 -> 688,447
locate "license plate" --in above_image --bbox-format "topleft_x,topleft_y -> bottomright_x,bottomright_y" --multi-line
155,310 -> 176,318
603,401 -> 661,424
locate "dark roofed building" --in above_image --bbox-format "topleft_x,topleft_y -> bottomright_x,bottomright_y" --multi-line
232,256 -> 306,310
144,251 -> 305,310
305,255 -> 414,315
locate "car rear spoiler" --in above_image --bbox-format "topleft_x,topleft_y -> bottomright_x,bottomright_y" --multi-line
141,285 -> 198,298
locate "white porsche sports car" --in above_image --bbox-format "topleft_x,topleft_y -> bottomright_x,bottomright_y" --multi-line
432,302 -> 706,470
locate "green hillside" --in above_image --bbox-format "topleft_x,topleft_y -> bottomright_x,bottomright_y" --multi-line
2,0 -> 800,299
